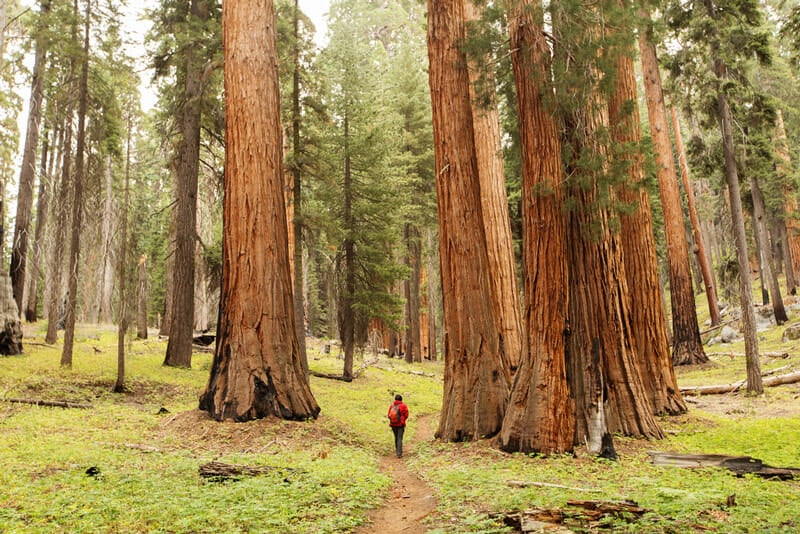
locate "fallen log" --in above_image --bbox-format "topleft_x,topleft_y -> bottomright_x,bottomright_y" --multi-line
199,461 -> 303,481
309,370 -> 353,382
705,351 -> 790,359
507,480 -> 603,493
648,452 -> 799,480
680,370 -> 800,395
493,500 -> 649,532
0,397 -> 91,409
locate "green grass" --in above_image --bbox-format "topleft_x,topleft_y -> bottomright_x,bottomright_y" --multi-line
1,321 -> 799,533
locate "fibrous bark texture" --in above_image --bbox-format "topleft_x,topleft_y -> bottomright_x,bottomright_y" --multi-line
637,17 -> 707,366
427,0 -> 508,442
609,28 -> 686,416
498,0 -> 574,455
464,0 -> 523,377
199,0 -> 319,421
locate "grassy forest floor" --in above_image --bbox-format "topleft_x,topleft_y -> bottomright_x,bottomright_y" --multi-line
1,310 -> 799,533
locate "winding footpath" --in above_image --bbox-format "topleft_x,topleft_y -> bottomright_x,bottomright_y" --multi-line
356,415 -> 439,533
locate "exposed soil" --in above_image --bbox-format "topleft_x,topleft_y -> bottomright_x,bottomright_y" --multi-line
356,415 -> 439,534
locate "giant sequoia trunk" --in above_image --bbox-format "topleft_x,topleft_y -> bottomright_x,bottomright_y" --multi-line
164,0 -> 207,369
498,0 -> 574,454
10,0 -> 49,317
427,0 -> 508,442
199,0 -> 319,421
558,4 -> 663,450
464,0 -> 523,377
638,14 -> 707,366
609,28 -> 686,416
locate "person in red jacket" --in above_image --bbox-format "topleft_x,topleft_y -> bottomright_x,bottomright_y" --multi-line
387,394 -> 409,458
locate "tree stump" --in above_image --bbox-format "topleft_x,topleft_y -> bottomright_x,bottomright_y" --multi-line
0,274 -> 22,355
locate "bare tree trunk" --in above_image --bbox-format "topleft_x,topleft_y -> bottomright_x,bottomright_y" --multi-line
427,0 -> 508,442
340,113 -> 355,380
164,0 -> 206,368
425,228 -> 438,361
609,26 -> 686,416
99,155 -> 115,323
404,223 -> 422,363
704,0 -> 761,392
10,0 -> 50,317
775,109 -> 799,295
199,0 -> 319,421
464,0 -> 523,377
159,206 -> 175,336
115,120 -> 133,394
291,0 -> 308,375
499,0 -> 574,454
45,114 -> 71,345
137,255 -> 148,339
25,125 -> 53,322
61,0 -> 92,368
751,176 -> 787,323
671,106 -> 721,325
638,11 -> 707,366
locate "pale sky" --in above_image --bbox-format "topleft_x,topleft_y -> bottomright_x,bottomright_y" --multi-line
298,0 -> 330,47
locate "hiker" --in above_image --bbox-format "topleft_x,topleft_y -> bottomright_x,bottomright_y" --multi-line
387,394 -> 409,458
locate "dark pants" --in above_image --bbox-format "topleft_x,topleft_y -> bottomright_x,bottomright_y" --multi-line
392,425 -> 405,457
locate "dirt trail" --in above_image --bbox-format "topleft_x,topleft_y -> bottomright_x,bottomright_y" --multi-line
356,415 -> 439,533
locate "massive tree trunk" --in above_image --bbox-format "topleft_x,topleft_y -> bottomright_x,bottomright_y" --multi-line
671,106 -> 720,326
10,0 -> 50,317
702,0 -> 761,394
61,0 -> 91,368
609,26 -> 686,416
464,0 -> 523,377
638,13 -> 707,366
25,126 -> 53,322
751,176 -> 787,324
164,0 -> 207,368
557,3 -> 663,451
498,0 -> 574,454
427,0 -> 508,442
199,0 -> 319,422
404,223 -> 422,363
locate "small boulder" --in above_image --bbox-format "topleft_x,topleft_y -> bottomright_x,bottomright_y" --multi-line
720,325 -> 738,343
781,323 -> 800,342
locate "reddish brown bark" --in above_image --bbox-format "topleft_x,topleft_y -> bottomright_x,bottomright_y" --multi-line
199,0 -> 319,421
609,38 -> 686,416
775,110 -> 800,294
498,0 -> 574,454
427,0 -> 508,442
638,14 -> 707,366
671,107 -> 721,326
464,0 -> 523,376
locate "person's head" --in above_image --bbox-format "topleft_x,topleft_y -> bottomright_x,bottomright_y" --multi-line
395,394 -> 403,402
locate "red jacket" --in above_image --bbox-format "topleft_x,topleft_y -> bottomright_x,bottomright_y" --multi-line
388,400 -> 409,427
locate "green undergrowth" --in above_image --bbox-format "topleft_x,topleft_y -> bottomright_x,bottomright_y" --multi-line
2,324 -> 800,532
